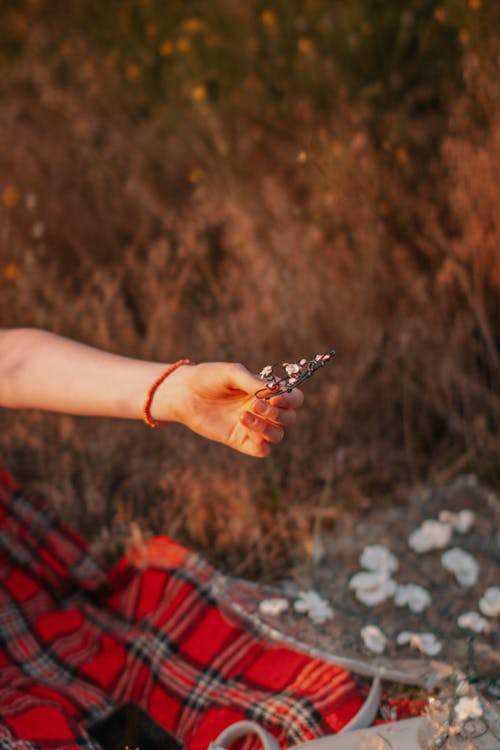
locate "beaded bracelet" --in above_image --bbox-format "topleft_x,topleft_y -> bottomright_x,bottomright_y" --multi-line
143,359 -> 193,428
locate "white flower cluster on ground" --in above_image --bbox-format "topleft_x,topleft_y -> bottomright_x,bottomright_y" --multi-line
258,598 -> 289,617
360,625 -> 387,654
408,519 -> 452,553
258,589 -> 334,625
256,504 -> 498,659
478,586 -> 500,617
293,590 -> 334,624
396,631 -> 442,656
347,509 -> 498,654
441,547 -> 479,588
408,509 -> 477,554
350,544 -> 432,612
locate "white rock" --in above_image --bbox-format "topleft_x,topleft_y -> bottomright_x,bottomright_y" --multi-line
361,625 -> 387,654
258,598 -> 290,617
455,696 -> 483,723
360,544 -> 398,574
397,631 -> 442,656
349,571 -> 397,606
408,520 -> 452,553
457,611 -> 488,634
441,547 -> 479,588
294,590 -> 334,624
438,509 -> 475,534
394,584 -> 431,613
479,586 -> 500,618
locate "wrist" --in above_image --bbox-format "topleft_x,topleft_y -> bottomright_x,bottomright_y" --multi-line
144,362 -> 194,426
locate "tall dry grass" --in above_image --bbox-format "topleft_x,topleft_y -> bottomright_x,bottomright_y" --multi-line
1,2 -> 499,576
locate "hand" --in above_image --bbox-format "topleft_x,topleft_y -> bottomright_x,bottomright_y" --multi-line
159,362 -> 304,457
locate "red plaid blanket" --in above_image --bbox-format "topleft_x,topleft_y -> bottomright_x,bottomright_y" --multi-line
0,469 -> 363,750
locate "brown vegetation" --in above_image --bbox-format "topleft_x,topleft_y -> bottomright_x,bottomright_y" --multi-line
1,2 -> 499,577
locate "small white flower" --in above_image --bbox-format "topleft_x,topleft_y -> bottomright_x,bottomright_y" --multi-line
397,631 -> 442,656
259,365 -> 273,378
32,221 -> 45,239
479,586 -> 500,618
349,571 -> 397,606
408,520 -> 452,553
287,376 -> 299,385
258,598 -> 289,617
441,547 -> 479,588
361,625 -> 387,654
455,696 -> 483,723
394,584 -> 431,613
455,679 -> 470,697
25,192 -> 37,210
294,590 -> 334,624
285,363 -> 300,376
457,611 -> 488,634
360,544 -> 398,574
299,359 -> 307,366
438,509 -> 475,534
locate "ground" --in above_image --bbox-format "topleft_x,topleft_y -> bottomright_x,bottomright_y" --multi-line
219,475 -> 499,707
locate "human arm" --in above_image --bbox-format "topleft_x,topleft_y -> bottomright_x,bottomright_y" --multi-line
0,328 -> 303,457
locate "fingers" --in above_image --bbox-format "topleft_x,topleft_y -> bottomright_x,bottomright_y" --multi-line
226,363 -> 304,457
252,398 -> 297,427
240,411 -> 285,444
242,439 -> 271,459
268,388 -> 304,409
226,364 -> 304,407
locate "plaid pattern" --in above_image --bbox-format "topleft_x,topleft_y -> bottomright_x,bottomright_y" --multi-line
0,470 -> 363,750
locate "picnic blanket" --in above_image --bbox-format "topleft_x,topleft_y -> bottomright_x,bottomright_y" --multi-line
0,469 -> 364,750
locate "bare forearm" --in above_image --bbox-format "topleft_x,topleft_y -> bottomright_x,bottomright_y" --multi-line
0,328 -> 304,457
0,328 -> 173,420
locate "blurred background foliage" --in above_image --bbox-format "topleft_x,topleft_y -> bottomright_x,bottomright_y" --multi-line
0,0 -> 499,576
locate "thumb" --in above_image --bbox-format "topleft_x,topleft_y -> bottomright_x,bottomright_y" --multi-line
225,363 -> 265,396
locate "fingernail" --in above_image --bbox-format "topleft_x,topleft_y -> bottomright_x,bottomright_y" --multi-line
241,412 -> 256,427
254,400 -> 267,416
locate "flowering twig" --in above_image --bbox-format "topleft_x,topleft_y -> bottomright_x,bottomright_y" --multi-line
255,351 -> 335,400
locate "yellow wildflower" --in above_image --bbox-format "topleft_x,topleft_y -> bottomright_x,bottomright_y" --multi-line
3,262 -> 20,281
125,64 -> 141,81
182,18 -> 205,33
261,10 -> 277,28
2,185 -> 19,208
468,0 -> 481,9
396,146 -> 409,165
159,40 -> 174,57
298,37 -> 314,54
176,37 -> 192,53
189,168 -> 206,184
146,23 -> 158,38
192,85 -> 208,102
434,7 -> 447,23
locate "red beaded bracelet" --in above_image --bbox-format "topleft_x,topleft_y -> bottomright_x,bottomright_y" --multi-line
143,359 -> 193,428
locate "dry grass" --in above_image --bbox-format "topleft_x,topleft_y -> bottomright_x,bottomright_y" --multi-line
1,2 -> 499,577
